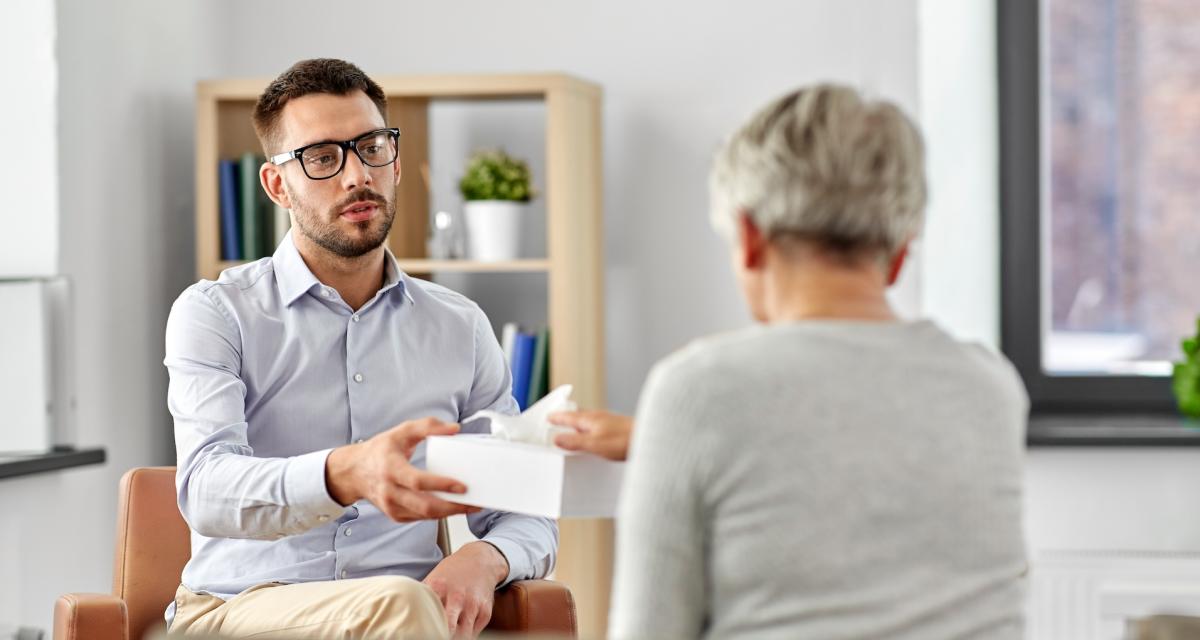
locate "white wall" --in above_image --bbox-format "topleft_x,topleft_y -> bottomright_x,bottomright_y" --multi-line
204,0 -> 921,414
916,0 -> 999,347
0,0 -> 218,630
0,1 -> 58,276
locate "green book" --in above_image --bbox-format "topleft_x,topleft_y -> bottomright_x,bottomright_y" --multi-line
526,327 -> 550,408
257,162 -> 278,256
239,152 -> 262,259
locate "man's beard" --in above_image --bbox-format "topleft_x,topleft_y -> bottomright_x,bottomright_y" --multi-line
290,187 -> 396,259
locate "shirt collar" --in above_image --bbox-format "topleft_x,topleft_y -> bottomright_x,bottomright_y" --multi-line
273,233 -> 415,307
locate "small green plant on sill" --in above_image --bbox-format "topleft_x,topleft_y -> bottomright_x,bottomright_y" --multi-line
458,149 -> 535,202
1172,317 -> 1200,418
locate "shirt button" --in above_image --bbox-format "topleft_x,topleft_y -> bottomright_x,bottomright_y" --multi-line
352,314 -> 360,323
355,438 -> 365,444
321,289 -> 332,298
340,570 -> 348,579
353,373 -> 364,383
344,527 -> 353,537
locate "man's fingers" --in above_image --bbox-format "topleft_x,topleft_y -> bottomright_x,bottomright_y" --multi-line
406,469 -> 467,494
458,604 -> 477,639
387,420 -> 460,458
443,591 -> 465,635
393,419 -> 460,444
390,491 -> 480,521
473,602 -> 492,635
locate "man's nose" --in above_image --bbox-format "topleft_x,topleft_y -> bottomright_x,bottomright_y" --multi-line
340,150 -> 372,190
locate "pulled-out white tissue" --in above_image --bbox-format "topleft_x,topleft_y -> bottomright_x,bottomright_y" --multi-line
462,384 -> 577,447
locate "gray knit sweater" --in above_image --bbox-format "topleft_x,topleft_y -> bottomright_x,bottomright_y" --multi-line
609,320 -> 1028,639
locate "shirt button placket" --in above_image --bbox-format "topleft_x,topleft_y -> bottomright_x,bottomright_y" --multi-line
346,311 -> 365,445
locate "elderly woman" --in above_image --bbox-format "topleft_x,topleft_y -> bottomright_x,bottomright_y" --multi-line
552,85 -> 1028,638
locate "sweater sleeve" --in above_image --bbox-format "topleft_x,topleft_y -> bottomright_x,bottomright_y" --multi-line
608,357 -> 713,639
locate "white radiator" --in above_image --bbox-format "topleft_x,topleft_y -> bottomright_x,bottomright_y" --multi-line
1028,550 -> 1200,640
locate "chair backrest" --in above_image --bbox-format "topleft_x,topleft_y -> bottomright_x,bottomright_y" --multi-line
112,467 -> 191,640
112,467 -> 454,640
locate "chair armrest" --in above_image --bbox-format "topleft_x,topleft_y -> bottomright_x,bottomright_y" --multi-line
488,579 -> 576,636
54,593 -> 127,640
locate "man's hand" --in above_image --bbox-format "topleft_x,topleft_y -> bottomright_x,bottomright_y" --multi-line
549,410 -> 634,461
325,418 -> 481,521
423,541 -> 509,638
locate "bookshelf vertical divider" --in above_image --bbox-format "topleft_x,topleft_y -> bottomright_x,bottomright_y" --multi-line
195,73 -> 610,636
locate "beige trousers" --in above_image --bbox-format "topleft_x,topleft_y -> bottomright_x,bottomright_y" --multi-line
170,576 -> 449,639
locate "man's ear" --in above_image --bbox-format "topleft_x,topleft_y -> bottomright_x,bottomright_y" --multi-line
886,240 -> 912,286
736,211 -> 768,271
260,162 -> 291,210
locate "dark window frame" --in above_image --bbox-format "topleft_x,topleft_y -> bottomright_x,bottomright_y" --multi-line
997,0 -> 1176,419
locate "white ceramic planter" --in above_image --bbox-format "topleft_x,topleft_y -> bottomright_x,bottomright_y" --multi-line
463,200 -> 527,261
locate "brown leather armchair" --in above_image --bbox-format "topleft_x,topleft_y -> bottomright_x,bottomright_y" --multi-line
54,467 -> 576,639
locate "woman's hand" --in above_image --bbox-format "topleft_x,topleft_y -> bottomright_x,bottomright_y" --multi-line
549,410 -> 634,461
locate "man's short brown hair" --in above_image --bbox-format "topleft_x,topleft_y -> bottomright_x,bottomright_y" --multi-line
252,58 -> 387,154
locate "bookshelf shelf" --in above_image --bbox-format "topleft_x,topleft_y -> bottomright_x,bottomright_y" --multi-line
195,72 -> 610,636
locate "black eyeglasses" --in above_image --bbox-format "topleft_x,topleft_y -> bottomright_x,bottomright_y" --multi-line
270,128 -> 401,180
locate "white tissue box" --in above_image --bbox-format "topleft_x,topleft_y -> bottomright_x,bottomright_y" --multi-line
426,434 -> 624,519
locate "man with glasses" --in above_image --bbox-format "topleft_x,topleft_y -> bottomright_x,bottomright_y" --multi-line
164,59 -> 556,639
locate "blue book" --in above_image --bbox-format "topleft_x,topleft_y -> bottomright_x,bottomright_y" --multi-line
219,159 -> 242,260
510,331 -> 536,411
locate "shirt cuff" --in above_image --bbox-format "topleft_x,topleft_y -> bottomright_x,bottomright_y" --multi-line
283,448 -> 345,529
480,535 -> 526,587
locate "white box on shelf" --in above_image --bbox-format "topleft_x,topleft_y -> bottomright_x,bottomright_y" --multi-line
426,434 -> 624,519
0,277 -> 75,453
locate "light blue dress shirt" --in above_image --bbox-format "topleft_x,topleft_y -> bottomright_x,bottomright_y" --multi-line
163,233 -> 557,608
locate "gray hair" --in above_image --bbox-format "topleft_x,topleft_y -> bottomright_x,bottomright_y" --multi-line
709,84 -> 926,256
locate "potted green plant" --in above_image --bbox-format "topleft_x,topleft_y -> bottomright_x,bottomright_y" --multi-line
458,149 -> 535,261
1173,317 -> 1200,418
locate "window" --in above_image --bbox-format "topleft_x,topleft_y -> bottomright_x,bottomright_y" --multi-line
999,0 -> 1200,414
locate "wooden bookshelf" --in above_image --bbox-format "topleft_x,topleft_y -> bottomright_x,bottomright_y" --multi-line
195,73 -> 611,636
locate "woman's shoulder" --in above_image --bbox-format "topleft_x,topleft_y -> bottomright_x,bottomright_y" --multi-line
649,320 -> 1026,401
653,325 -> 773,374
641,325 -> 787,403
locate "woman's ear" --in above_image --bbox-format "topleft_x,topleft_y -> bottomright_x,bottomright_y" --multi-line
736,211 -> 768,271
886,241 -> 912,286
260,162 -> 291,210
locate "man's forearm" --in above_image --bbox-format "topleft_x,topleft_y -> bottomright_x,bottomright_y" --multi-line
470,541 -> 512,586
470,511 -> 559,584
179,447 -> 344,539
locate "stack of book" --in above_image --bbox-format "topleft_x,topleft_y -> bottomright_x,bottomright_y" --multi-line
219,153 -> 291,261
500,323 -> 550,411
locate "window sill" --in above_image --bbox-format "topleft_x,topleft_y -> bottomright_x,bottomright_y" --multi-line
1028,414 -> 1200,446
0,447 -> 106,480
